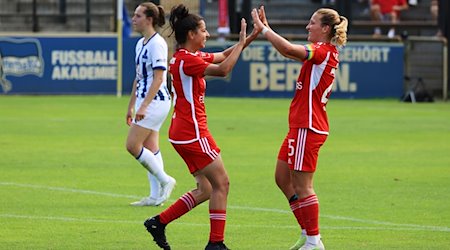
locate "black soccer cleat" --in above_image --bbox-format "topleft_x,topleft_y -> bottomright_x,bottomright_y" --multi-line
205,241 -> 230,250
144,215 -> 171,250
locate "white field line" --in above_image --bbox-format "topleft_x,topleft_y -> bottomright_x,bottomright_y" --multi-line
1,181 -> 449,233
0,182 -> 140,199
1,214 -> 449,232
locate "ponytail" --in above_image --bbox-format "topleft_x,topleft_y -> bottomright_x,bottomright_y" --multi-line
169,4 -> 203,45
140,2 -> 165,28
316,8 -> 348,47
333,16 -> 348,47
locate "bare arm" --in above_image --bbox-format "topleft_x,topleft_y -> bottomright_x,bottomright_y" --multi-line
212,26 -> 260,63
204,18 -> 247,77
251,6 -> 307,62
126,79 -> 138,126
134,69 -> 165,122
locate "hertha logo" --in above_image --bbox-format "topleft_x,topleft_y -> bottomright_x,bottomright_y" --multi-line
0,38 -> 44,93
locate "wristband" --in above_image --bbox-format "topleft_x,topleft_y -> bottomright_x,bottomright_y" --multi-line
262,27 -> 269,35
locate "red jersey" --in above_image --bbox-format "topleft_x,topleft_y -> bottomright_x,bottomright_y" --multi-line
372,0 -> 407,14
168,49 -> 215,144
289,42 -> 339,135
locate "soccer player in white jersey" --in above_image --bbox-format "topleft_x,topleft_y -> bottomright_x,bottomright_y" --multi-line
253,6 -> 348,250
125,2 -> 175,207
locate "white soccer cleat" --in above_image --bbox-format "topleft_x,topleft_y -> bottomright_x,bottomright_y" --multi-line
299,240 -> 325,250
158,177 -> 176,203
130,197 -> 163,207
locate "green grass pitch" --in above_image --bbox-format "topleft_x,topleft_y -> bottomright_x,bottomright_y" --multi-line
1,95 -> 449,249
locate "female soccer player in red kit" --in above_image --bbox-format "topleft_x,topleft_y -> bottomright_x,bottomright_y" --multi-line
143,4 -> 259,250
252,6 -> 348,250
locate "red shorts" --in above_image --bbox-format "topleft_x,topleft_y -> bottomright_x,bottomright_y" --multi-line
278,128 -> 327,172
171,135 -> 221,174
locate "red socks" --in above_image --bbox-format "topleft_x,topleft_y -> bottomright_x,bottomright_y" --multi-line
159,192 -> 196,224
290,198 -> 306,229
209,209 -> 226,242
299,194 -> 319,236
158,192 -> 227,243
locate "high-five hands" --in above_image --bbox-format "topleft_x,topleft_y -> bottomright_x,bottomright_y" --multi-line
251,6 -> 269,33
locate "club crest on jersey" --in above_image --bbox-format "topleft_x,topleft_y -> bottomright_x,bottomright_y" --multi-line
0,37 -> 44,93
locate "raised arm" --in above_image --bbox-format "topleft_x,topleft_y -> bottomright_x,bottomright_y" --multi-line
212,24 -> 261,63
251,6 -> 307,62
204,18 -> 247,77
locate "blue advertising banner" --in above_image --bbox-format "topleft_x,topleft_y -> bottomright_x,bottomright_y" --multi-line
0,36 -> 138,95
204,41 -> 404,98
0,36 -> 403,98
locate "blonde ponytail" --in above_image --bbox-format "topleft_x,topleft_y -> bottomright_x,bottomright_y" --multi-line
332,16 -> 348,47
316,8 -> 348,47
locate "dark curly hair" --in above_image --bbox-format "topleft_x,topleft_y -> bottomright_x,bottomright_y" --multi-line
169,4 -> 204,45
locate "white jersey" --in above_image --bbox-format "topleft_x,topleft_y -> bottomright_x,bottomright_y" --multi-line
134,33 -> 170,101
132,33 -> 171,131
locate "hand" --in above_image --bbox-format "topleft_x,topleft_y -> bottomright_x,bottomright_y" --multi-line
258,6 -> 269,28
239,18 -> 247,45
251,8 -> 264,32
126,110 -> 133,126
134,107 -> 146,122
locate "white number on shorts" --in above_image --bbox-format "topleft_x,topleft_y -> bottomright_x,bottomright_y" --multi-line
288,139 -> 296,157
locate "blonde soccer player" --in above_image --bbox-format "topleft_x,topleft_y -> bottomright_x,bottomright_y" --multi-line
252,6 -> 348,250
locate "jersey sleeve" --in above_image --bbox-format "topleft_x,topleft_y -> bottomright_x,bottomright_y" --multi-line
303,43 -> 327,64
182,53 -> 211,76
198,51 -> 215,63
149,40 -> 167,71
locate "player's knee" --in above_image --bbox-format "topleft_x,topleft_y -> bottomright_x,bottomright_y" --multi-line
220,177 -> 230,194
293,183 -> 313,197
197,182 -> 213,201
125,142 -> 140,157
199,190 -> 212,202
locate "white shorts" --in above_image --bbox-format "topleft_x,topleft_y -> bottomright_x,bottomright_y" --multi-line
133,98 -> 171,131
